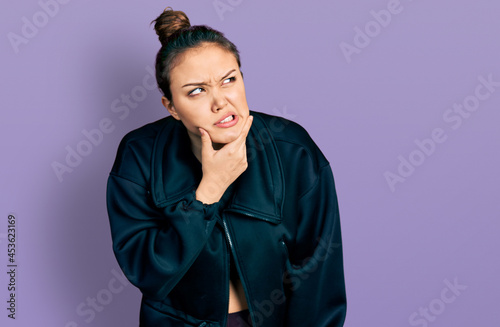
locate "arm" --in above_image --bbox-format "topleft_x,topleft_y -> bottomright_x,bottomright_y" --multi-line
107,174 -> 220,300
284,163 -> 347,326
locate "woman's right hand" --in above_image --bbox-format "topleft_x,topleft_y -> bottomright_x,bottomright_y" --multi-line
195,115 -> 254,204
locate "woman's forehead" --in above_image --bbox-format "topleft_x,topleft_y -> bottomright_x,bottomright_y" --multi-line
170,45 -> 239,85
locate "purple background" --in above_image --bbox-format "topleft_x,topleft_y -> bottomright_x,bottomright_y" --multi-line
1,0 -> 499,326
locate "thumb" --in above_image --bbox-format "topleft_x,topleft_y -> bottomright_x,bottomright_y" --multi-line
199,128 -> 213,155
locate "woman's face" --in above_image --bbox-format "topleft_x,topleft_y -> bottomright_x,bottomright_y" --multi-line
163,44 -> 250,149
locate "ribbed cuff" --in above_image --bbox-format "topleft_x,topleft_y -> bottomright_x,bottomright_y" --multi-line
182,190 -> 220,220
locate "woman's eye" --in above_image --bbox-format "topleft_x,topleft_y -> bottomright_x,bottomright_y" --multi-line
189,87 -> 203,96
223,77 -> 235,85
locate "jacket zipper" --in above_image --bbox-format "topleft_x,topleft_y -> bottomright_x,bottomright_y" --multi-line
221,215 -> 254,326
222,218 -> 231,327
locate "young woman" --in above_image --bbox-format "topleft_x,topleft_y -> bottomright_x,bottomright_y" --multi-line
107,7 -> 346,327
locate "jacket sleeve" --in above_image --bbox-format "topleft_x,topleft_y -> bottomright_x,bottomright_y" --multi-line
284,162 -> 347,326
106,148 -> 220,301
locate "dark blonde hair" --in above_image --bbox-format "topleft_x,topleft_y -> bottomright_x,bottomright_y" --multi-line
152,7 -> 241,101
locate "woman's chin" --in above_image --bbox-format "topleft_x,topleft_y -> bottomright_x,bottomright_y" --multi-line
212,130 -> 240,145
212,136 -> 237,149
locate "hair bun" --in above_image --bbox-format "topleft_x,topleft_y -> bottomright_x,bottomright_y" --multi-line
152,7 -> 191,46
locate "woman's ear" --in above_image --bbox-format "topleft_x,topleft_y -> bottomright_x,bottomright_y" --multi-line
162,96 -> 180,120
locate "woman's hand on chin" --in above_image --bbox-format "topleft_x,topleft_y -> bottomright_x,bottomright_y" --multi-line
195,115 -> 253,204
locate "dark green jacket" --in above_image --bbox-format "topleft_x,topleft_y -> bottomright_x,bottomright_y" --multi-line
106,111 -> 346,326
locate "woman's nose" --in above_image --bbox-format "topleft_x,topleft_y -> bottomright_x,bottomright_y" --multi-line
211,89 -> 228,112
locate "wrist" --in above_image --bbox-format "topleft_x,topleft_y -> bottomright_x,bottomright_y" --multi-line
196,178 -> 225,204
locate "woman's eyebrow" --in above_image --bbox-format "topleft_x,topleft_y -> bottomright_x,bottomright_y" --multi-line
220,69 -> 236,81
181,69 -> 236,88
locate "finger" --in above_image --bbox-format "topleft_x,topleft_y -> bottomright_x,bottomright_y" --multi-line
216,115 -> 251,154
199,128 -> 214,156
241,115 -> 253,137
232,115 -> 254,147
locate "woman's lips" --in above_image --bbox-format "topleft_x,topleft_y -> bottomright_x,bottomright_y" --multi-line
214,114 -> 238,128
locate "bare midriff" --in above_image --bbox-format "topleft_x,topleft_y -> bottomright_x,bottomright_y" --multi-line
228,278 -> 248,313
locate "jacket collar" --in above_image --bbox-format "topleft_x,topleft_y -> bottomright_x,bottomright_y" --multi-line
150,112 -> 284,224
